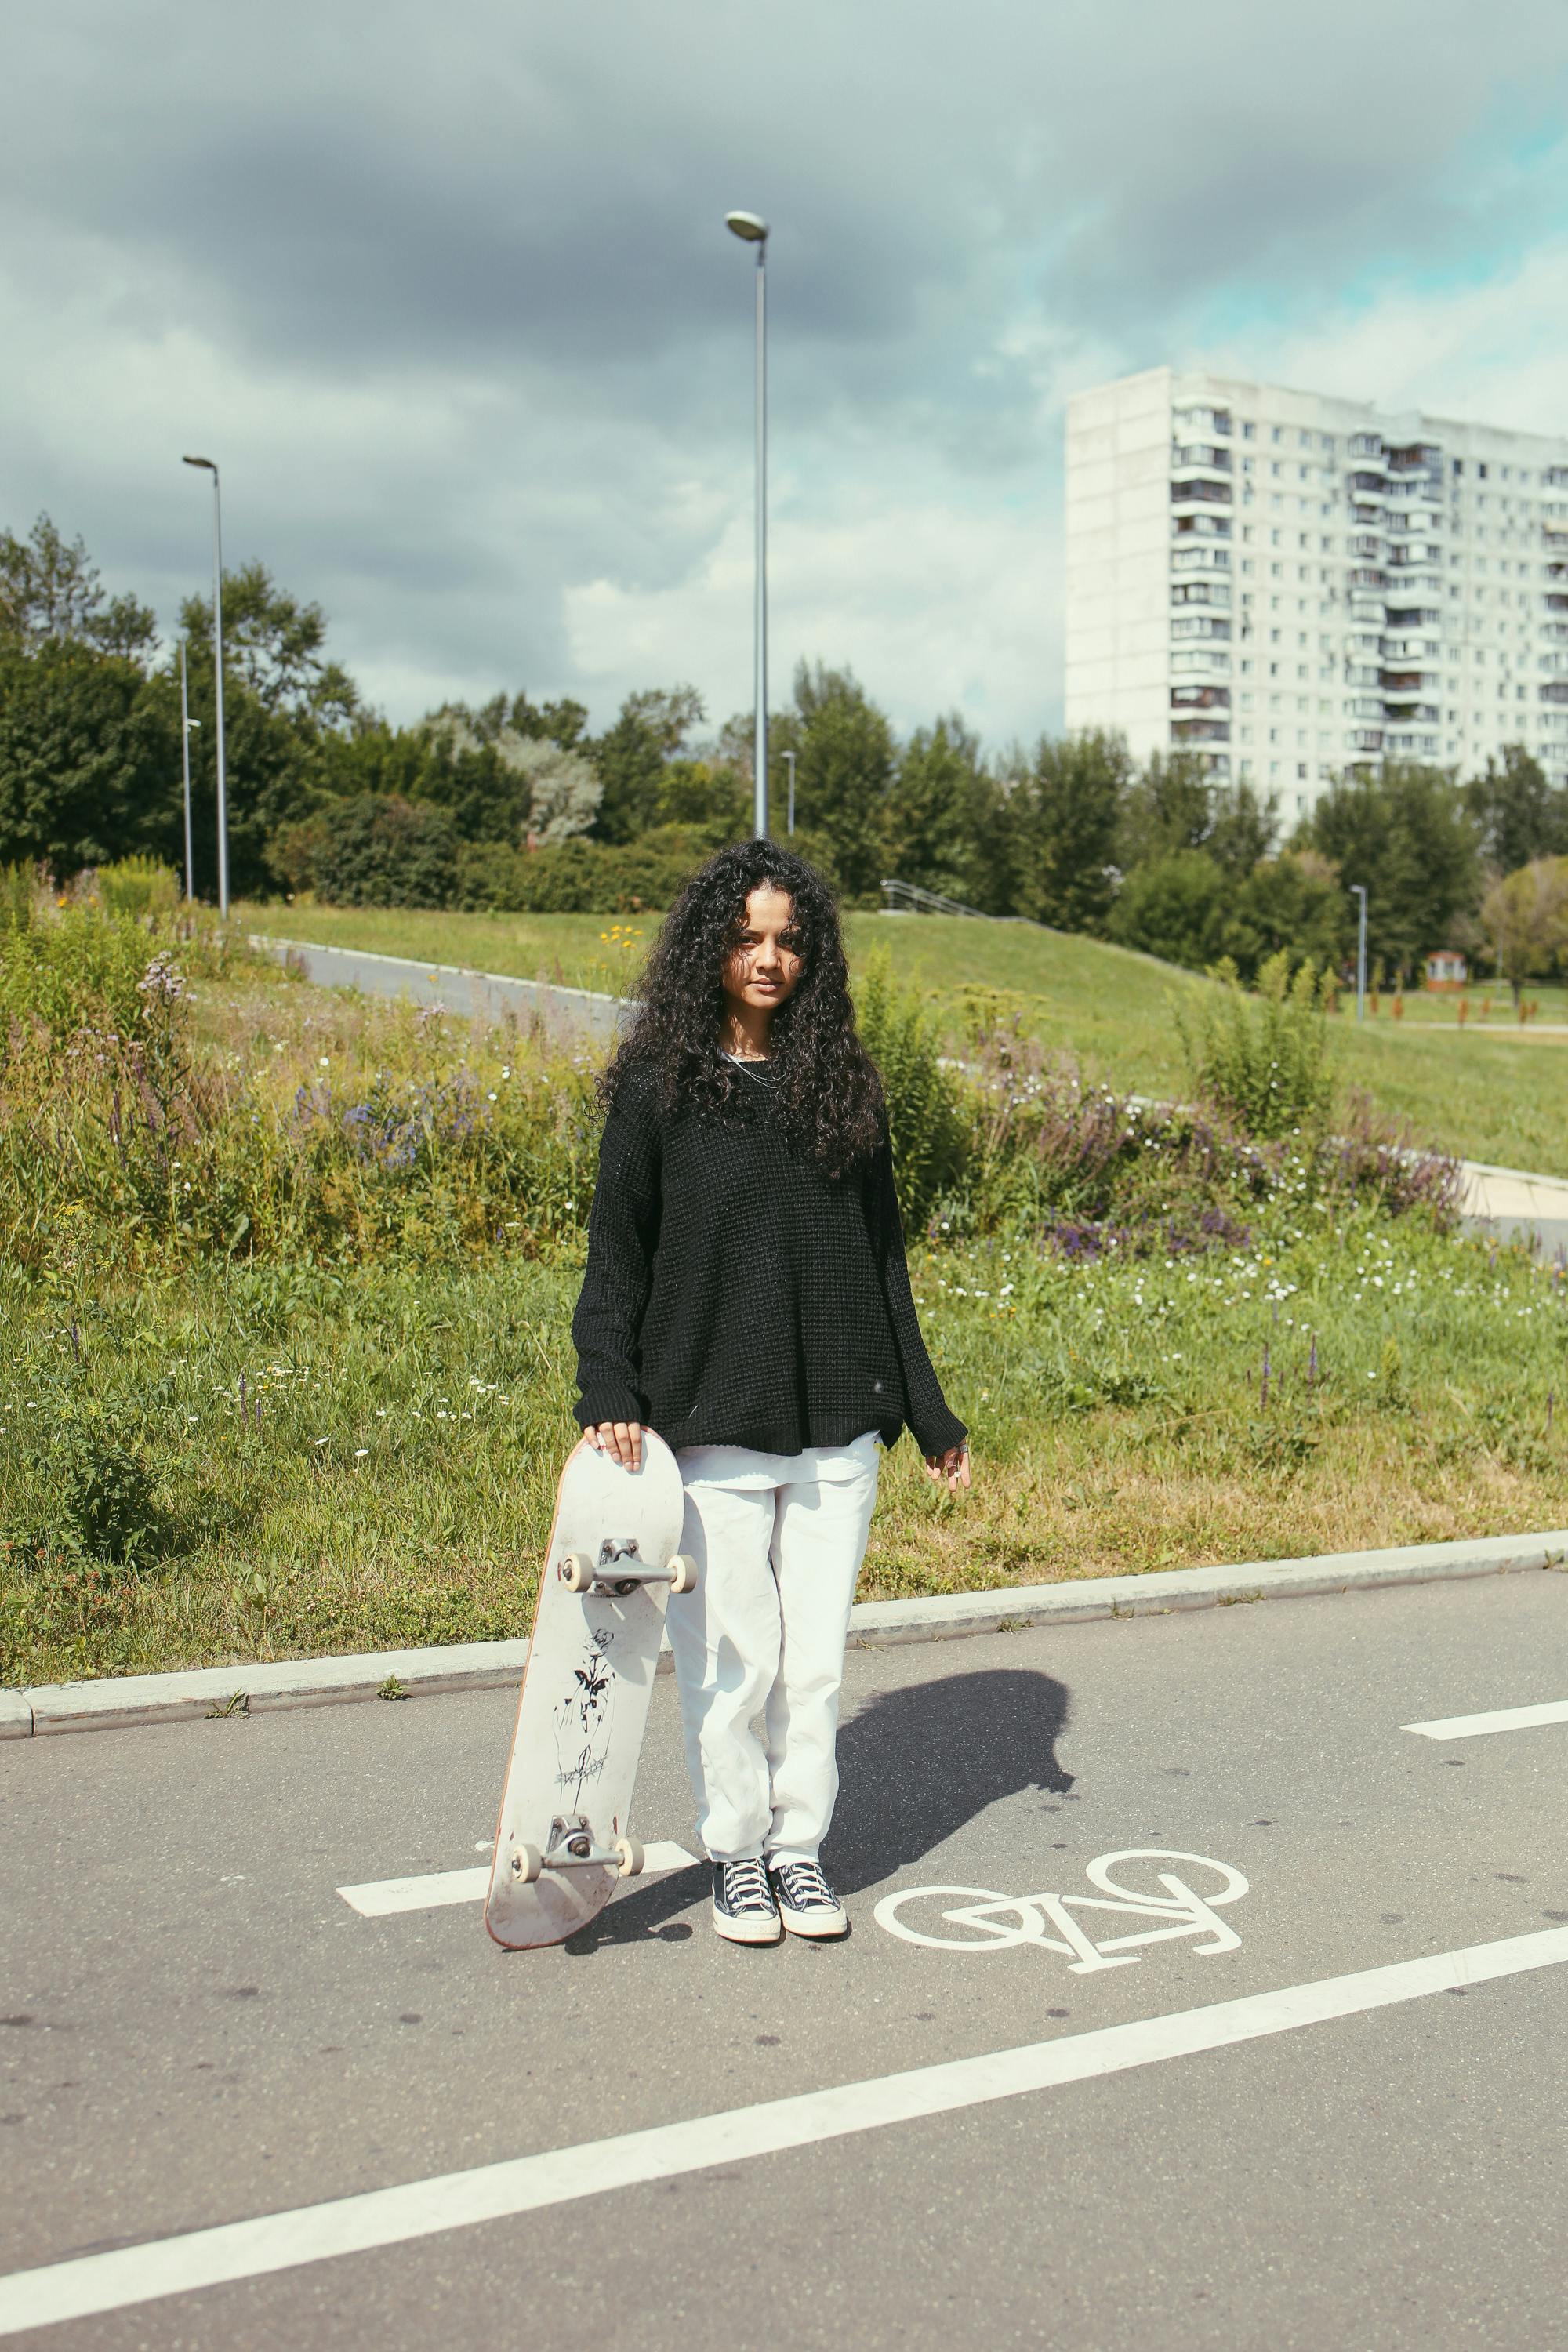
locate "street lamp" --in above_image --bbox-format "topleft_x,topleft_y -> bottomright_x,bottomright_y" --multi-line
182,455 -> 230,916
782,748 -> 797,836
178,639 -> 203,903
725,209 -> 770,838
1350,883 -> 1368,1022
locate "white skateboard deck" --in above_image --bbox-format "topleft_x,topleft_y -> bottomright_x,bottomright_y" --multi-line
485,1431 -> 688,1951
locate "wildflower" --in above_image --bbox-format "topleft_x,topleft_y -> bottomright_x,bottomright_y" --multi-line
354,1447 -> 368,1458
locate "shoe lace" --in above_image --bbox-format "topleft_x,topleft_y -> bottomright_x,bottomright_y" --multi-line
722,1859 -> 775,1914
775,1859 -> 835,1908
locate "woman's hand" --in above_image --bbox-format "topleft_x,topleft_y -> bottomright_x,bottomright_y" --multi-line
923,1443 -> 971,1494
588,1420 -> 644,1471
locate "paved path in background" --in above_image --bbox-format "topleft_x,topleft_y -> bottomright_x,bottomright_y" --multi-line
1458,1160 -> 1568,1257
253,936 -> 622,1045
3,1572 -> 1565,2349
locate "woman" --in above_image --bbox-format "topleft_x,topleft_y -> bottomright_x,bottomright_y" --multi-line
572,840 -> 970,1946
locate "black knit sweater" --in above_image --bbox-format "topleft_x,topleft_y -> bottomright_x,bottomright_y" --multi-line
571,1062 -> 967,1459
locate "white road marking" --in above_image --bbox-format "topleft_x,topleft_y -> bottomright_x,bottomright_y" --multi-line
875,1849 -> 1247,1970
336,1840 -> 699,1918
1403,1700 -> 1568,1741
4,1924 -> 1566,2337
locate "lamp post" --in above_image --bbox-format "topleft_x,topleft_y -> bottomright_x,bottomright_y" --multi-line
782,748 -> 796,836
1350,883 -> 1368,1022
177,639 -> 202,903
724,209 -> 770,838
182,455 -> 229,916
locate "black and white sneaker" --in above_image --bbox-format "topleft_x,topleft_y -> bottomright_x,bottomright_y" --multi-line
711,1858 -> 782,1945
768,1857 -> 848,1939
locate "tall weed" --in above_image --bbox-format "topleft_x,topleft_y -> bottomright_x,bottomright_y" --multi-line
1176,950 -> 1335,1140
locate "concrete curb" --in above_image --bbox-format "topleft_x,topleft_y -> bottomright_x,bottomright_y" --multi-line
4,1530 -> 1563,1740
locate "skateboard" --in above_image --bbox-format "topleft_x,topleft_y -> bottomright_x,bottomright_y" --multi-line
485,1429 -> 694,1950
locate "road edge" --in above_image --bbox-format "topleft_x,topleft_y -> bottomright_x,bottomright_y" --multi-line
5,1529 -> 1564,1740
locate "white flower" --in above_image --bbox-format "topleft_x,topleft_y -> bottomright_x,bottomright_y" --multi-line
318,1055 -> 329,1068
354,1447 -> 368,1458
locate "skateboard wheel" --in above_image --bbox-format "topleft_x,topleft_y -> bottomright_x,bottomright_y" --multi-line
667,1553 -> 698,1595
614,1836 -> 645,1878
560,1552 -> 594,1593
512,1842 -> 543,1884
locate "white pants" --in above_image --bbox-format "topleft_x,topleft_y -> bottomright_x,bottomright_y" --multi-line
667,1436 -> 880,1867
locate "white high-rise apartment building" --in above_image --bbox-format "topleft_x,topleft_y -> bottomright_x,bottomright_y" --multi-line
1064,366 -> 1568,821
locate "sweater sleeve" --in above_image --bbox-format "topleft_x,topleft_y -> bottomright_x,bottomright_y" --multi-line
571,1077 -> 663,1430
865,1135 -> 968,1459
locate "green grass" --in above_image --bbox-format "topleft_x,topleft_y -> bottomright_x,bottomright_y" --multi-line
242,900 -> 1568,1176
4,1202 -> 1565,1686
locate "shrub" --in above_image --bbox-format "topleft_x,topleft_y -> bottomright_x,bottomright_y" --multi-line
855,949 -> 971,1228
12,1393 -> 163,1569
98,856 -> 180,921
456,826 -> 727,916
1176,951 -> 1335,1141
314,796 -> 459,909
0,902 -> 154,1041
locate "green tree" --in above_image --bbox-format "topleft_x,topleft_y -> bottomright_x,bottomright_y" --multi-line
1118,750 -> 1214,871
1011,728 -> 1130,932
0,515 -> 157,663
0,639 -> 180,874
1465,745 -> 1568,877
178,562 -> 358,732
1219,849 -> 1348,981
1107,848 -> 1227,969
886,714 -> 983,898
1306,764 -> 1479,981
789,662 -> 895,901
590,685 -> 704,845
1207,780 -> 1279,879
1480,855 -> 1568,1003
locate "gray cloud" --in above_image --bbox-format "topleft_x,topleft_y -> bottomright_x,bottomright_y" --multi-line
5,0 -> 1568,741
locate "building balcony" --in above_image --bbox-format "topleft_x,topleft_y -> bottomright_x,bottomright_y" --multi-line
1349,567 -> 1387,590
1172,514 -> 1232,541
1541,683 -> 1568,706
1348,728 -> 1385,752
1545,594 -> 1568,614
1350,471 -> 1388,496
1171,684 -> 1230,710
1171,444 -> 1232,474
1174,405 -> 1232,441
1383,702 -> 1440,722
1171,478 -> 1232,506
1171,717 -> 1231,742
1171,579 -> 1232,608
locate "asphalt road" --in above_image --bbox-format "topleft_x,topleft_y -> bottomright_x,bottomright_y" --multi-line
253,937 -> 621,1044
3,1571 -> 1566,2350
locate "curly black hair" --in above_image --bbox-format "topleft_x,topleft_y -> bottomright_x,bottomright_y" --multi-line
604,840 -> 884,1176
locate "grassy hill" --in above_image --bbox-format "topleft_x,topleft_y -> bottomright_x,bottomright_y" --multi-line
239,899 -> 1568,1175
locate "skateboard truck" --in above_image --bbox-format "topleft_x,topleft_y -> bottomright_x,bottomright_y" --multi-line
510,1817 -> 645,1883
558,1540 -> 697,1598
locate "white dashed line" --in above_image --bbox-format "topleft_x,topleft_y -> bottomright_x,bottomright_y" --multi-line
5,1925 -> 1566,2337
1403,1700 -> 1568,1741
336,1841 -> 700,1917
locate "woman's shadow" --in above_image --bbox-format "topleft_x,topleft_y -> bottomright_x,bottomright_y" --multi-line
562,1664 -> 1073,1952
827,1665 -> 1074,1894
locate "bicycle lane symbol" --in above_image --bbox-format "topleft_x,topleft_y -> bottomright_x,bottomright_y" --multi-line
873,1850 -> 1249,1973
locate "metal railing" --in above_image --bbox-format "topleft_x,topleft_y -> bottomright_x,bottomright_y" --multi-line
879,879 -> 1040,925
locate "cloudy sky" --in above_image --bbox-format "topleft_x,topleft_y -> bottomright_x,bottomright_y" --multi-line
6,1 -> 1568,750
